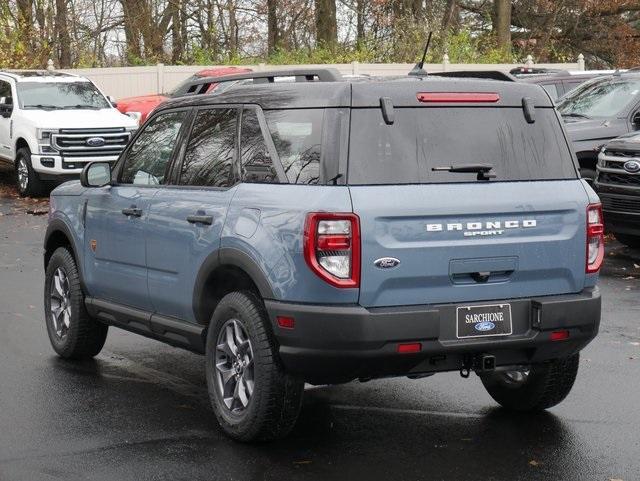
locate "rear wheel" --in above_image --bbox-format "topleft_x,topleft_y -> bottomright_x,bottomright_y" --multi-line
205,291 -> 304,442
614,233 -> 640,249
15,147 -> 44,197
44,247 -> 108,359
480,354 -> 579,411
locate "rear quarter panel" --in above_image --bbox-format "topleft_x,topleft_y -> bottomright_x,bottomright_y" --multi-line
224,183 -> 357,304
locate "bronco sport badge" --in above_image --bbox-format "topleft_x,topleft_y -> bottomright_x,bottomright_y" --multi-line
425,219 -> 537,237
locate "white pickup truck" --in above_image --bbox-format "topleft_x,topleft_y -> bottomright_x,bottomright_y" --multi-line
0,70 -> 138,196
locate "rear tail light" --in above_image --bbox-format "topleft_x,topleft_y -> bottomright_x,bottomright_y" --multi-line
304,213 -> 360,288
586,203 -> 604,273
397,342 -> 422,353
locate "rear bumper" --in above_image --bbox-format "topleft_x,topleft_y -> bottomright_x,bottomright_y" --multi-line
265,287 -> 601,384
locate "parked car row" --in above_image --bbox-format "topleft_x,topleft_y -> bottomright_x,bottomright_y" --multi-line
0,67 -> 250,196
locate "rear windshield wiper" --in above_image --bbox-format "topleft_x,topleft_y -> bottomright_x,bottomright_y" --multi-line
561,112 -> 591,119
432,163 -> 496,181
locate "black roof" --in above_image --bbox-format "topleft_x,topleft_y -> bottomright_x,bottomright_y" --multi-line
156,70 -> 556,112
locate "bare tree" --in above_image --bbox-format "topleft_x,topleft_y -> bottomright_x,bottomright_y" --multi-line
315,0 -> 337,47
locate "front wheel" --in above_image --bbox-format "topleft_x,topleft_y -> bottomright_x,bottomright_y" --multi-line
480,354 -> 579,411
44,247 -> 108,359
205,291 -> 304,442
15,147 -> 45,197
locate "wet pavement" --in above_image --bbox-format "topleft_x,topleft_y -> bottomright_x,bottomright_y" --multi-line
1,167 -> 639,481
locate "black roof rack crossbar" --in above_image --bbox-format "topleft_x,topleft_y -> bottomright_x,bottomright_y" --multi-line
431,70 -> 517,82
182,68 -> 342,96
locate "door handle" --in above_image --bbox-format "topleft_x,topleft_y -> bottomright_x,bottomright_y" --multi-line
122,206 -> 142,217
187,214 -> 213,225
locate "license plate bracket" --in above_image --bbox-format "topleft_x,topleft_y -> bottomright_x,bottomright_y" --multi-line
456,303 -> 512,339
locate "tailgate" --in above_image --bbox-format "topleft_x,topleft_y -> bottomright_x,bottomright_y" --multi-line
350,181 -> 589,308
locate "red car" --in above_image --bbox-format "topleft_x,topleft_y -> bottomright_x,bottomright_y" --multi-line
117,66 -> 251,124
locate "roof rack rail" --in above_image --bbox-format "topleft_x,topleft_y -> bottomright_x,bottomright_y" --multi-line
181,68 -> 342,96
430,70 -> 517,82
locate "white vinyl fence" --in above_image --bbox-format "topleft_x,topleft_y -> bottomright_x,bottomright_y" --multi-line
52,54 -> 585,100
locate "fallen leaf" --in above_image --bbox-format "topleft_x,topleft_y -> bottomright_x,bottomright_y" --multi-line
529,460 -> 540,466
294,460 -> 312,465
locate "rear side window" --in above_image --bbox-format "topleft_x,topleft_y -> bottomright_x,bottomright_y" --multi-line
348,108 -> 577,184
240,109 -> 278,183
180,108 -> 237,187
264,109 -> 323,184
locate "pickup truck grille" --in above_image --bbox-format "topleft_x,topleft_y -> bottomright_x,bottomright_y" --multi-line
51,128 -> 131,158
597,148 -> 640,188
601,195 -> 640,212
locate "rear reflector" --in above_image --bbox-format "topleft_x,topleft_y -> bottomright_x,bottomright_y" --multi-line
417,92 -> 500,103
277,316 -> 295,329
550,330 -> 570,341
397,342 -> 422,353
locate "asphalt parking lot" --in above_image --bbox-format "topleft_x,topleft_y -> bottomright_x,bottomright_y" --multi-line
0,167 -> 639,481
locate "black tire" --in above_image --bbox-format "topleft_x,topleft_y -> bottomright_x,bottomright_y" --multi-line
480,354 -> 580,412
614,233 -> 640,249
205,290 -> 304,442
44,247 -> 108,359
15,147 -> 45,197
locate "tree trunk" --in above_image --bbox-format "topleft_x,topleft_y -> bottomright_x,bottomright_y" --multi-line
493,0 -> 512,50
16,0 -> 33,56
356,0 -> 365,48
55,0 -> 71,67
315,0 -> 337,47
442,0 -> 457,30
120,0 -> 142,62
267,0 -> 279,55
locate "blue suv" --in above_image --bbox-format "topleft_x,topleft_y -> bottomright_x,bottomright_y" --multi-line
44,69 -> 603,441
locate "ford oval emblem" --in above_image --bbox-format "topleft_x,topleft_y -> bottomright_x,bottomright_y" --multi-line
86,137 -> 106,147
374,257 -> 400,269
475,321 -> 496,332
623,160 -> 640,173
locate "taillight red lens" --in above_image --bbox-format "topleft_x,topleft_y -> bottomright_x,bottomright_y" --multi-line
304,213 -> 360,288
550,330 -> 570,341
586,203 -> 604,273
417,92 -> 500,103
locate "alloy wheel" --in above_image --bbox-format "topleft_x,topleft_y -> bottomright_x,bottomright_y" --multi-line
17,158 -> 29,192
215,319 -> 255,413
49,267 -> 72,339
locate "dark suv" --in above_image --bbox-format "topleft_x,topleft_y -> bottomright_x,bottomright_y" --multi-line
44,69 -> 602,441
595,132 -> 640,247
557,70 -> 640,182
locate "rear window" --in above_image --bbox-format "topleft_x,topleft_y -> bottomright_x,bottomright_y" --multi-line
347,108 -> 577,184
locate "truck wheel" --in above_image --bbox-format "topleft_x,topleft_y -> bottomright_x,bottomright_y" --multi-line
15,147 -> 44,197
480,354 -> 579,411
205,291 -> 304,442
44,247 -> 108,359
614,233 -> 640,249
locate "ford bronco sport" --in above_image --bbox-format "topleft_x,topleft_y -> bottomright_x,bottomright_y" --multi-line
44,68 -> 602,441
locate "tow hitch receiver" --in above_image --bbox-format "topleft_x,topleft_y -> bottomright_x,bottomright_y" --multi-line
460,354 -> 496,378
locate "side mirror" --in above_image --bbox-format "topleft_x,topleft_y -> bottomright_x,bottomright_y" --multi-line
80,162 -> 112,187
107,95 -> 117,108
